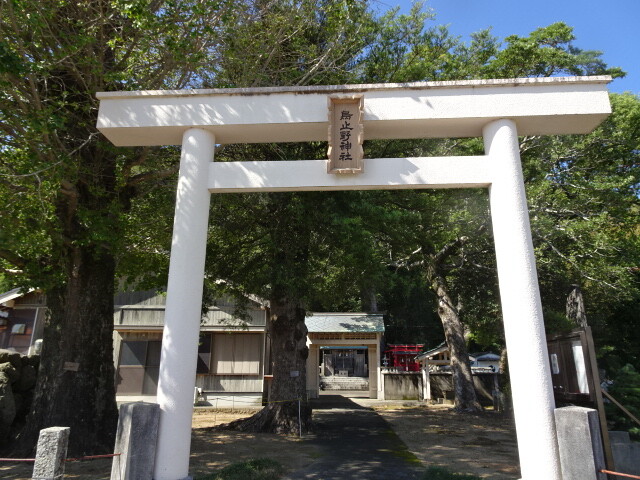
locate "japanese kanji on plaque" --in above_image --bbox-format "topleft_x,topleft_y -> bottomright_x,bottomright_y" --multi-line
327,94 -> 364,174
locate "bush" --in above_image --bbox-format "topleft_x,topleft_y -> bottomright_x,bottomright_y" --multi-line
196,458 -> 285,480
423,466 -> 482,480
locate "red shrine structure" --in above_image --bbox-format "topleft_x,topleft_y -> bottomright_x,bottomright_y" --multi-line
383,344 -> 424,372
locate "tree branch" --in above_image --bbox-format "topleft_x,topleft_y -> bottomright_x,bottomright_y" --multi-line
126,164 -> 180,188
0,249 -> 27,270
433,236 -> 469,265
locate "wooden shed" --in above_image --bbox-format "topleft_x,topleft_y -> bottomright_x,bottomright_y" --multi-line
113,290 -> 269,407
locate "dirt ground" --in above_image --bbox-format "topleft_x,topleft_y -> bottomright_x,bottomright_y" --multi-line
0,403 -> 520,479
372,403 -> 520,479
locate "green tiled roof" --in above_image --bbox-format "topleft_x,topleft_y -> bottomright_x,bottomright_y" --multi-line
305,313 -> 384,333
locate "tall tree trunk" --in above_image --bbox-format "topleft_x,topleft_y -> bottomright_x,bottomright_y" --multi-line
361,286 -> 378,312
431,274 -> 483,412
16,248 -> 119,455
566,284 -> 588,328
228,298 -> 311,433
227,193 -> 313,433
14,147 -> 119,455
427,239 -> 482,413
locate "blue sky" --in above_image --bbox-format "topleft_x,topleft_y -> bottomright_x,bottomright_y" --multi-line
373,0 -> 639,94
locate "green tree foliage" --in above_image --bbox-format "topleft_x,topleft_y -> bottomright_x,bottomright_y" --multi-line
0,0 -> 636,442
213,0 -> 377,87
204,8 -> 636,414
202,0 -> 389,432
0,0 -> 242,454
605,364 -> 640,440
485,22 -> 625,79
88,4 -> 640,427
363,17 -> 624,83
525,93 -> 639,314
520,93 -> 640,381
373,18 -> 634,340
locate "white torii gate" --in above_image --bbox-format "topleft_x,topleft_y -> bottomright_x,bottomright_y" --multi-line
96,76 -> 612,480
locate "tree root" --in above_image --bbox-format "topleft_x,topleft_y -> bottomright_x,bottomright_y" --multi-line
212,402 -> 312,434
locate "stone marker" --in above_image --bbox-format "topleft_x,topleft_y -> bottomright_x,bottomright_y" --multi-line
32,426 -> 70,480
111,402 -> 160,480
555,406 -> 606,480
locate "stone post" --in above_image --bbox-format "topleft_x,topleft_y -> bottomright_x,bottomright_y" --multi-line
305,344 -> 320,399
32,427 -> 69,480
484,119 -> 561,480
154,128 -> 215,480
111,402 -> 160,480
369,345 -> 378,399
421,367 -> 430,401
379,368 -> 386,401
555,406 -> 606,480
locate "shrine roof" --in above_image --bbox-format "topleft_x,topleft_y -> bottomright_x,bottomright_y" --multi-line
305,313 -> 385,333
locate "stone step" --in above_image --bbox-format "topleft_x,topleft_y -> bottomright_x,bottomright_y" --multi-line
321,376 -> 368,383
320,376 -> 369,391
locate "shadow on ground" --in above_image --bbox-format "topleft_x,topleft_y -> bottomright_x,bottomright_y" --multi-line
0,394 -> 520,479
285,393 -> 423,479
376,404 -> 520,479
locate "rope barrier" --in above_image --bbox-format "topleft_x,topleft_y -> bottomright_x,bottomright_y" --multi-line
0,453 -> 121,464
601,470 -> 640,479
3,397 -> 304,466
265,398 -> 304,404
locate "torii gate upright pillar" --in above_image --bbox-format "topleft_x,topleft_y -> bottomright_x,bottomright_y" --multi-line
485,119 -> 561,479
154,128 -> 215,480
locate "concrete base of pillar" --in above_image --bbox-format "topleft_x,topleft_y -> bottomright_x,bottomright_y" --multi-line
111,402 -> 160,480
555,406 -> 606,480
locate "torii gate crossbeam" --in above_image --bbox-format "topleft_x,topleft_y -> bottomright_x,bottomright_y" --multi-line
96,76 -> 612,480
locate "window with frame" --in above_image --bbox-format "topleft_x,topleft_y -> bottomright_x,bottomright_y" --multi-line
197,334 -> 212,374
1,308 -> 37,354
116,340 -> 161,395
